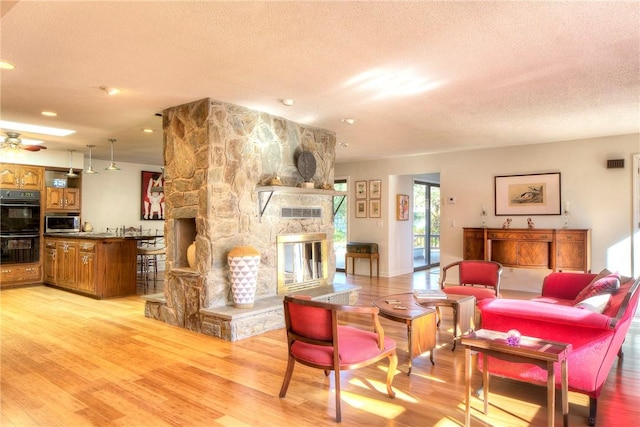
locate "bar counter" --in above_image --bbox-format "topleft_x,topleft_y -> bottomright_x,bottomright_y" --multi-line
43,233 -> 140,298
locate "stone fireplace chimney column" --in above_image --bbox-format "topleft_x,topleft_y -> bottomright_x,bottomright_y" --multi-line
154,97 -> 337,339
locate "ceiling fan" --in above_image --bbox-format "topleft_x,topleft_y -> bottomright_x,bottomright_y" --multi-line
1,132 -> 48,151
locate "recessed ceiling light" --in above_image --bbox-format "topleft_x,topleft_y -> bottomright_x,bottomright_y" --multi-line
100,86 -> 121,95
141,128 -> 155,133
279,98 -> 294,106
0,61 -> 16,70
339,142 -> 349,147
41,111 -> 57,117
0,120 -> 75,136
341,118 -> 355,125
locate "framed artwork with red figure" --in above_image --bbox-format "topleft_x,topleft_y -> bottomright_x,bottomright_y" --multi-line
141,170 -> 165,220
397,194 -> 409,221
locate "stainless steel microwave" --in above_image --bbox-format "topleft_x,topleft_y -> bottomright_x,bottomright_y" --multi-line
45,215 -> 81,233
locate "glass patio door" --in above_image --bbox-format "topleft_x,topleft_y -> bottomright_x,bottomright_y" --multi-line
413,181 -> 440,270
334,179 -> 347,271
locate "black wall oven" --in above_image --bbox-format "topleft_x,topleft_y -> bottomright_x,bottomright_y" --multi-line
0,190 -> 41,264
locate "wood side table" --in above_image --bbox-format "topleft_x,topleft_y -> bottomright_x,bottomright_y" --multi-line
461,329 -> 571,427
345,252 -> 379,277
373,293 -> 437,375
415,294 -> 476,350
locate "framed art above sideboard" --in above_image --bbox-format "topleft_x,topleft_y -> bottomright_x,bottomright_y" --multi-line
494,172 -> 561,216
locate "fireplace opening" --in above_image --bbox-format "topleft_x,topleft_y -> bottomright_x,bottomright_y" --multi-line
277,232 -> 328,294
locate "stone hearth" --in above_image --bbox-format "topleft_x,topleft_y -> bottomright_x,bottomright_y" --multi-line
144,98 -> 358,341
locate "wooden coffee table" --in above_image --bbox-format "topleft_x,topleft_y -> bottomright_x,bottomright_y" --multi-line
372,293 -> 437,375
461,329 -> 571,427
414,293 -> 476,350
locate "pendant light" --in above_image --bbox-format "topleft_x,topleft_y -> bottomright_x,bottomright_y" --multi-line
105,138 -> 121,171
84,144 -> 98,174
66,149 -> 78,177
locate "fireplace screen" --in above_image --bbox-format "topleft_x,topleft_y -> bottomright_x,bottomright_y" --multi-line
277,232 -> 328,294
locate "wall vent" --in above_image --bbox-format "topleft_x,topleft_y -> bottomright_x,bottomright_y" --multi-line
281,207 -> 322,218
607,159 -> 625,169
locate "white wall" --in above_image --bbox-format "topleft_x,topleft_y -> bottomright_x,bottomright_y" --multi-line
0,148 -> 84,169
387,174 -> 415,276
81,158 -> 164,233
336,134 -> 639,292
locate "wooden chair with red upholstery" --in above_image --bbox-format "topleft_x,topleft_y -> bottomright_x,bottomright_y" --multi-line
279,295 -> 398,422
437,260 -> 503,327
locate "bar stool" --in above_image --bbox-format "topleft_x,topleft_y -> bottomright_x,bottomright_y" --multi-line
137,230 -> 165,287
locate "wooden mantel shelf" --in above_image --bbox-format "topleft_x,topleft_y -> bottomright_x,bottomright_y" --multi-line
463,227 -> 591,272
256,185 -> 347,218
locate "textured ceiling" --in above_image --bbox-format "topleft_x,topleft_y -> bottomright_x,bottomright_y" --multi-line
1,1 -> 639,166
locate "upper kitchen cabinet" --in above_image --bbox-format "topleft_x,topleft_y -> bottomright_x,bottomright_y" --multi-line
45,187 -> 81,211
0,163 -> 44,190
44,169 -> 81,212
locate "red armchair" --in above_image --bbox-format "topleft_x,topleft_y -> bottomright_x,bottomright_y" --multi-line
439,260 -> 503,301
437,260 -> 503,330
279,295 -> 398,422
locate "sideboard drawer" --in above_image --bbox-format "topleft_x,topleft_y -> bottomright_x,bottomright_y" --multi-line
556,231 -> 586,242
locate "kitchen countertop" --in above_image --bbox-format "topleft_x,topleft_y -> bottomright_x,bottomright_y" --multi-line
43,232 -> 154,240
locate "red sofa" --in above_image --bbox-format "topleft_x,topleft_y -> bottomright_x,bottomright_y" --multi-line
477,271 -> 640,426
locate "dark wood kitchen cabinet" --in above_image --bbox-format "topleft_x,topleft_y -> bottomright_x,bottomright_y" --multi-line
76,241 -> 97,294
0,163 -> 44,190
56,240 -> 78,288
0,263 -> 41,288
45,187 -> 81,211
463,227 -> 591,273
43,236 -> 137,298
43,240 -> 57,283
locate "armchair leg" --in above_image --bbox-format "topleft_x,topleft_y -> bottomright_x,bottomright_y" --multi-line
386,352 -> 398,398
588,397 -> 597,426
334,368 -> 342,423
279,356 -> 296,398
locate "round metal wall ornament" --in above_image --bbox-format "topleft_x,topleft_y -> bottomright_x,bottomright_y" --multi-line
297,151 -> 316,182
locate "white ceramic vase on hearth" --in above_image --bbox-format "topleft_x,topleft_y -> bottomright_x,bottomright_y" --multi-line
228,246 -> 261,308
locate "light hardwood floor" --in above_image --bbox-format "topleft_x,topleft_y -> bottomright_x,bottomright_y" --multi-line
1,271 -> 638,426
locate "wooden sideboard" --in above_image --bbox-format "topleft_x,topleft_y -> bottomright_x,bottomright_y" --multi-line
463,227 -> 591,273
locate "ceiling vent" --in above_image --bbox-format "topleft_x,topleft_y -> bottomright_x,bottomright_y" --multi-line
281,207 -> 322,218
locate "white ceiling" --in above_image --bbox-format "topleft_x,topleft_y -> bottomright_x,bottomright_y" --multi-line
1,1 -> 639,166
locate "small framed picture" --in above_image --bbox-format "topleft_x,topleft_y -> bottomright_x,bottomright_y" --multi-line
369,199 -> 381,218
369,179 -> 381,199
355,200 -> 367,218
355,181 -> 367,199
397,194 -> 409,221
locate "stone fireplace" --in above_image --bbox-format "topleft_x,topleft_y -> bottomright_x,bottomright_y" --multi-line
143,98 -> 358,341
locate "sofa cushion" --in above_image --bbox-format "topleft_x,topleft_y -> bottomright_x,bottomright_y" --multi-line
573,272 -> 620,303
442,286 -> 498,300
478,298 -> 613,329
530,296 -> 574,306
575,293 -> 611,313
